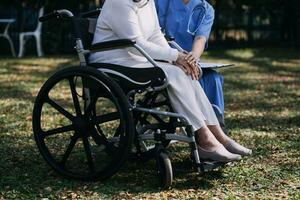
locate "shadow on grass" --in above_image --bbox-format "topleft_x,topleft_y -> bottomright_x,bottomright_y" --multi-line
0,57 -> 76,102
1,133 -> 298,197
171,159 -> 226,190
0,57 -> 76,77
1,51 -> 300,198
0,85 -> 35,102
226,114 -> 300,131
0,133 -> 227,198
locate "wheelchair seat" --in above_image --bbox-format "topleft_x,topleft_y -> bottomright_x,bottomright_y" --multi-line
72,17 -> 167,92
89,63 -> 166,92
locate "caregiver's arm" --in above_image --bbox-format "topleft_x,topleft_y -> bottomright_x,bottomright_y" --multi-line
186,1 -> 215,64
185,36 -> 207,64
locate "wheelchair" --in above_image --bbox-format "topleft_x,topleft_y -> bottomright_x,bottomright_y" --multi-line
32,9 -> 226,188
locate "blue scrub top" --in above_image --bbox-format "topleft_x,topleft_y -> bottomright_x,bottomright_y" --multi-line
155,0 -> 214,52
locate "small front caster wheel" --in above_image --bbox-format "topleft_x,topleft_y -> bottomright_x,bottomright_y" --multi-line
156,152 -> 173,189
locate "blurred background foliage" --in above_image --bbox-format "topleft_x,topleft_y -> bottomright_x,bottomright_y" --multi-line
0,0 -> 299,55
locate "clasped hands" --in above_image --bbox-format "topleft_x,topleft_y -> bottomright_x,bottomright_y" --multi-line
174,51 -> 200,80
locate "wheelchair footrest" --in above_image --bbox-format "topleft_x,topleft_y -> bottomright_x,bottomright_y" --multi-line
197,161 -> 227,172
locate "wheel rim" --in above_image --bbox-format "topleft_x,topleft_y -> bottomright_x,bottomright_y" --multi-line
33,68 -> 131,180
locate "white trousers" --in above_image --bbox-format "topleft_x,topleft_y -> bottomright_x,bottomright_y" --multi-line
101,59 -> 220,131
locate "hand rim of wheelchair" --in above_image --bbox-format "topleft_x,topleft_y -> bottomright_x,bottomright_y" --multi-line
32,66 -> 134,181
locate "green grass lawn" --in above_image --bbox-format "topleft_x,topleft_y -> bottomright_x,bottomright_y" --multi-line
0,48 -> 299,199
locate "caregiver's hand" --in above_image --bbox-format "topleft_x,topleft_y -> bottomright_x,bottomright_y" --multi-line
185,51 -> 199,66
175,52 -> 199,80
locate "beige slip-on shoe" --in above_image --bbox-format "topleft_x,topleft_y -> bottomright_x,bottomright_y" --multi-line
197,144 -> 242,162
224,139 -> 252,156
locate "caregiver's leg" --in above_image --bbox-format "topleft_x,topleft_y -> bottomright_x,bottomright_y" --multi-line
199,69 -> 225,125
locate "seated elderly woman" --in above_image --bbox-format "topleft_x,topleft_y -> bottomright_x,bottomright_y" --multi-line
89,0 -> 252,162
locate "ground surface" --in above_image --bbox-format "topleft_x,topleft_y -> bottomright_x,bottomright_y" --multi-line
0,48 -> 299,199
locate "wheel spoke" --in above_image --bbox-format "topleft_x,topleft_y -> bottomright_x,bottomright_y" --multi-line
43,124 -> 75,138
82,136 -> 95,173
46,98 -> 75,121
60,135 -> 79,166
69,77 -> 82,116
91,112 -> 120,125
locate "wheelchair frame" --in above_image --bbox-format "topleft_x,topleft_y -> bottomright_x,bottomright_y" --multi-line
33,9 -> 225,188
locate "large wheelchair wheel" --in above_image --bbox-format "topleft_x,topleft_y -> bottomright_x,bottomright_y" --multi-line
32,66 -> 134,181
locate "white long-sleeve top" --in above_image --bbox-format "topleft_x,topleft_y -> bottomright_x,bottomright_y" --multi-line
89,0 -> 179,64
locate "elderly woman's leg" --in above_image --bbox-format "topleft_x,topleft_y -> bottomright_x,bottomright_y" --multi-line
158,63 -> 241,161
126,62 -> 249,161
195,126 -> 241,161
160,63 -> 251,160
207,125 -> 252,156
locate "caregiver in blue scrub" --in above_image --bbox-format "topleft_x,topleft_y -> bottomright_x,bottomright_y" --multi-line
155,0 -> 225,126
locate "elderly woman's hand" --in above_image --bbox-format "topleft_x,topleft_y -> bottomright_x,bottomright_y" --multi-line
175,52 -> 190,74
175,52 -> 200,80
185,51 -> 201,80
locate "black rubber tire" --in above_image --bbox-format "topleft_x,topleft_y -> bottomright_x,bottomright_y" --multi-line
32,66 -> 134,181
157,152 -> 173,189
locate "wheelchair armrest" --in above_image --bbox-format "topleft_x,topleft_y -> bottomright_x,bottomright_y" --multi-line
89,39 -> 162,70
89,39 -> 136,52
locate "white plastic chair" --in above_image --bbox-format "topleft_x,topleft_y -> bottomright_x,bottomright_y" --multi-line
0,18 -> 16,57
18,7 -> 44,57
